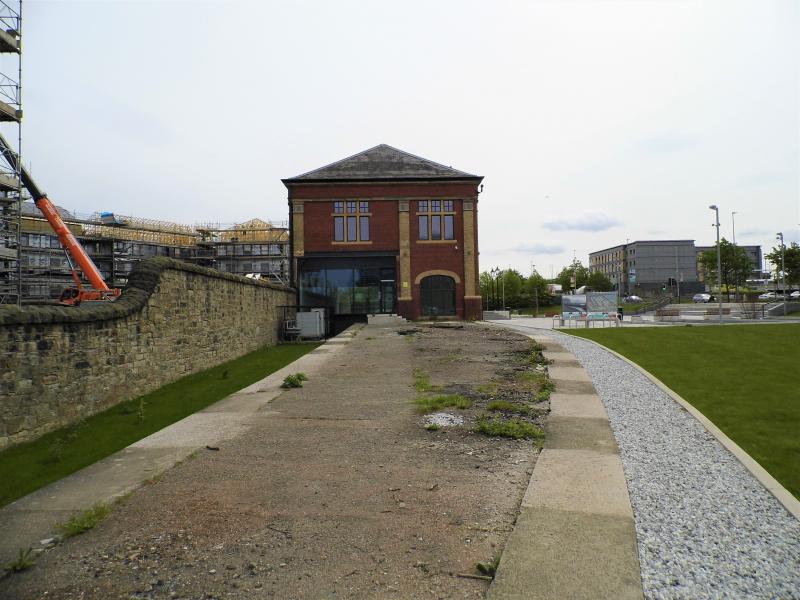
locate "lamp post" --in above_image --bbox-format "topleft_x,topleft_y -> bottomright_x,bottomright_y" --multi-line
490,267 -> 500,310
777,232 -> 786,316
732,211 -> 738,301
709,205 -> 722,324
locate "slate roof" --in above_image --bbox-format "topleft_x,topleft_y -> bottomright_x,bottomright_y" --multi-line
283,144 -> 481,183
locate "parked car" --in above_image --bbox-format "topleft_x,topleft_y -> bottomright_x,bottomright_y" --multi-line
758,292 -> 785,300
624,295 -> 642,303
790,290 -> 800,299
692,293 -> 711,303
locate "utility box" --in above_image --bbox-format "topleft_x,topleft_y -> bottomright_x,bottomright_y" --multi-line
297,310 -> 325,339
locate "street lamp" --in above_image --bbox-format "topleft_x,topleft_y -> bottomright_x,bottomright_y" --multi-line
777,232 -> 786,316
731,211 -> 738,300
709,205 -> 722,324
490,267 -> 498,309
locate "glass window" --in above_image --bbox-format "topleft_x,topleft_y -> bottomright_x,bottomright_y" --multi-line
243,245 -> 252,255
334,216 -> 344,241
359,201 -> 369,213
418,215 -> 429,240
418,200 -> 428,212
359,216 -> 370,241
444,215 -> 455,240
444,200 -> 454,212
333,201 -> 344,213
347,216 -> 357,241
431,215 -> 441,240
431,200 -> 440,212
346,201 -> 357,214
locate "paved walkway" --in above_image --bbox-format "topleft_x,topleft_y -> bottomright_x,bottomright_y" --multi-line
1,322 -> 543,599
0,332 -> 354,568
488,333 -> 643,600
2,320 -> 654,599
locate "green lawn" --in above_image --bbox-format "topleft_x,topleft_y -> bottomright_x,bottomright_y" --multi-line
565,324 -> 800,499
0,342 -> 320,507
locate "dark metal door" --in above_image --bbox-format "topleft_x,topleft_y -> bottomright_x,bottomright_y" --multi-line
421,275 -> 455,316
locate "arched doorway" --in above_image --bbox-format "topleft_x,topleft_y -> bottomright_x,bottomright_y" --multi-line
420,275 -> 456,316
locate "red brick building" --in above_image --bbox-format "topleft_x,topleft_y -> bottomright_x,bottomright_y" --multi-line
283,145 -> 483,331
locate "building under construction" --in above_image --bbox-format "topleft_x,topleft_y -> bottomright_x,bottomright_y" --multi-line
12,203 -> 289,303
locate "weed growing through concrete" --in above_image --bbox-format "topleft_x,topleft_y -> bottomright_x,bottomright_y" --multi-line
4,547 -> 35,574
535,379 -> 556,402
413,369 -> 436,393
281,372 -> 309,389
476,382 -> 499,395
474,415 -> 545,443
57,502 -> 111,539
415,394 -> 472,413
476,555 -> 501,578
487,400 -> 544,417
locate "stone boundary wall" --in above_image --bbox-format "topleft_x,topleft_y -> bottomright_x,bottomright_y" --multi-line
0,258 -> 295,449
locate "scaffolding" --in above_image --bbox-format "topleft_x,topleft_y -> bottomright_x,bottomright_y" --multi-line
16,204 -> 291,301
0,0 -> 21,305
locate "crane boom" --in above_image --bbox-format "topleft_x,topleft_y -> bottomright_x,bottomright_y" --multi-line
0,132 -> 121,303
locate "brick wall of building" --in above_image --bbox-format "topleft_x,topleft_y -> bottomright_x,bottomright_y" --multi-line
0,258 -> 294,450
302,199 -> 399,253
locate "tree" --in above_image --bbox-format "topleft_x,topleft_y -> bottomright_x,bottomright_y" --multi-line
698,238 -> 752,300
502,269 -> 525,308
556,260 -> 590,292
586,271 -> 613,291
524,272 -> 552,305
766,242 -> 800,288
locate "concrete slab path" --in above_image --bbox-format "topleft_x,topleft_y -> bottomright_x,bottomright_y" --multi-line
488,335 -> 643,600
0,330 -> 355,567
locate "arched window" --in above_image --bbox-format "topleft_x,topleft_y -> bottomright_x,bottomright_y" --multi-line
420,275 -> 456,316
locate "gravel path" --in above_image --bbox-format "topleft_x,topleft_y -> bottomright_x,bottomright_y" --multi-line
507,323 -> 800,599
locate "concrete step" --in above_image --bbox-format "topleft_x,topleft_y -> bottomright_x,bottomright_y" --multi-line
366,314 -> 407,326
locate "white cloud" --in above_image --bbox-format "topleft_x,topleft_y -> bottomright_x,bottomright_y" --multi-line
512,242 -> 565,255
541,212 -> 622,233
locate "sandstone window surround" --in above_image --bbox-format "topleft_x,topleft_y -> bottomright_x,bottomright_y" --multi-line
333,200 -> 371,243
417,199 -> 455,241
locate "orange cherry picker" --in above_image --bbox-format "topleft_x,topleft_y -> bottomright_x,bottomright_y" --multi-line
0,133 -> 121,305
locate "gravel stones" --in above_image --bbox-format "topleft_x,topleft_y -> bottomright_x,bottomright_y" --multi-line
422,412 -> 464,428
549,330 -> 800,599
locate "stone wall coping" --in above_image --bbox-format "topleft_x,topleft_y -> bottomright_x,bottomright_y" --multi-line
0,257 -> 295,326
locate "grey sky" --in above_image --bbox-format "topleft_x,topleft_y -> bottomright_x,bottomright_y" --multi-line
13,0 -> 799,276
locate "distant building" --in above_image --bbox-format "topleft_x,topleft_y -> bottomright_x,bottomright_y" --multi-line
695,244 -> 763,283
283,144 -> 483,332
589,240 -> 702,296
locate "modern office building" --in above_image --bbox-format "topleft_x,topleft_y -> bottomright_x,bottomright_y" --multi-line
589,240 -> 703,296
283,144 -> 483,332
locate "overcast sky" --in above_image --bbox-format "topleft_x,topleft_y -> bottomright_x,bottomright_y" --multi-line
10,0 -> 799,276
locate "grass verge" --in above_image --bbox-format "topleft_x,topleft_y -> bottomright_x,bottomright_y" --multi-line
565,324 -> 800,498
0,342 -> 320,508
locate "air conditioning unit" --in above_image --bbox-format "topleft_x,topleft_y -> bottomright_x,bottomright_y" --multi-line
297,310 -> 325,339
